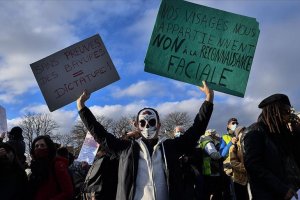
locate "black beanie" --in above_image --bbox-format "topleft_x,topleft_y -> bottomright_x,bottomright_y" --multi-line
258,94 -> 291,109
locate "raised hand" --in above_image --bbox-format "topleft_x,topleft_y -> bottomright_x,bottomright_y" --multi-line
198,81 -> 214,103
77,90 -> 91,111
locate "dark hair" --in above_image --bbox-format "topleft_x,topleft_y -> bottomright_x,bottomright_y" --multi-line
8,126 -> 23,140
260,102 -> 289,134
227,118 -> 238,125
136,107 -> 160,123
57,147 -> 69,158
30,135 -> 56,160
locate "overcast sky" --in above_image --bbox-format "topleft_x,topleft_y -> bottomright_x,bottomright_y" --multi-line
0,0 -> 299,135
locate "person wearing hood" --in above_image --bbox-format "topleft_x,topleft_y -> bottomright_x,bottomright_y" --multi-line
76,81 -> 214,200
0,142 -> 29,200
6,126 -> 26,168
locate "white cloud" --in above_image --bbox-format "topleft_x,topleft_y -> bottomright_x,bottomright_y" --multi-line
0,0 -> 141,103
112,80 -> 167,98
125,8 -> 158,46
20,104 -> 77,134
2,0 -> 300,140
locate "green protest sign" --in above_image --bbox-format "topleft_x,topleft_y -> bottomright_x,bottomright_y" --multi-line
144,0 -> 260,97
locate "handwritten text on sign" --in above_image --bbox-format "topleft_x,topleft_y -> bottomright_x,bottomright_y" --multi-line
31,34 -> 120,111
145,0 -> 260,97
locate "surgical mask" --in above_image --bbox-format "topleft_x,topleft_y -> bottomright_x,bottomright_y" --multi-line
230,124 -> 237,131
174,132 -> 181,138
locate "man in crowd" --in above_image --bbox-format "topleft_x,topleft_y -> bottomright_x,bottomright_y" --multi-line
76,81 -> 214,200
220,118 -> 239,199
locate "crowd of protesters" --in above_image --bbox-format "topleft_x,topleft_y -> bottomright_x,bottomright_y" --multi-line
0,85 -> 300,200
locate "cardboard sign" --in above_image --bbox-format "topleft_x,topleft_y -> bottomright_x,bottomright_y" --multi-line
0,105 -> 7,134
145,0 -> 260,97
30,34 -> 120,111
77,132 -> 99,165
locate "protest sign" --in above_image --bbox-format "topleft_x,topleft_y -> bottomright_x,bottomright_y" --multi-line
145,0 -> 260,97
0,105 -> 7,134
77,132 -> 99,165
30,34 -> 120,111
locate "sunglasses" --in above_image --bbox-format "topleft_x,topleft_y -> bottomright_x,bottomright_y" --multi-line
139,119 -> 157,128
231,122 -> 238,125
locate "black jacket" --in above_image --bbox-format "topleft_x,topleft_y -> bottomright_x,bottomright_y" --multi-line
79,100 -> 213,200
244,122 -> 300,200
82,155 -> 118,200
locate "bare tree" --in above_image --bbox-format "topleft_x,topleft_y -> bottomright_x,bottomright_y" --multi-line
71,115 -> 114,156
19,112 -> 59,153
161,112 -> 193,138
111,116 -> 133,138
52,132 -> 74,147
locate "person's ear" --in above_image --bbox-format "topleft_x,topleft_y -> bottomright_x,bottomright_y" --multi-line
134,121 -> 138,128
157,122 -> 161,129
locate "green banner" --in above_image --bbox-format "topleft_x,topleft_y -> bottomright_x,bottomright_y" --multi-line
145,0 -> 260,97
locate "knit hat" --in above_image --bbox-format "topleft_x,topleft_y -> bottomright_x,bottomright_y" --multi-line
258,94 -> 291,109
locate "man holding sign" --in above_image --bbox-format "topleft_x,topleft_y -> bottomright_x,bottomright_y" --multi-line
76,81 -> 214,200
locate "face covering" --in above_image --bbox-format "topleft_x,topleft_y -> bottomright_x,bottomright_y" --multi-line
230,124 -> 237,131
34,148 -> 49,159
174,132 -> 182,138
138,109 -> 158,139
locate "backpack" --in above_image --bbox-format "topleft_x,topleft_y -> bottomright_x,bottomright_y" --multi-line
81,155 -> 119,200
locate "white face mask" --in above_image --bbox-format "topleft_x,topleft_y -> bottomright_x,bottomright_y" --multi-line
138,109 -> 158,139
174,132 -> 181,138
230,124 -> 237,131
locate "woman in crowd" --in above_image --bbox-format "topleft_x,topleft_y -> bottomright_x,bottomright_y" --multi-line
28,135 -> 74,200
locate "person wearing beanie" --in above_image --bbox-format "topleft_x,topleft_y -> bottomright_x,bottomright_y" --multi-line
244,93 -> 300,200
7,126 -> 26,168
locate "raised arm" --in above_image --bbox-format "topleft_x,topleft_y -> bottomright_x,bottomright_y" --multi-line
198,80 -> 214,103
76,90 -> 130,154
77,90 -> 90,111
176,81 -> 214,152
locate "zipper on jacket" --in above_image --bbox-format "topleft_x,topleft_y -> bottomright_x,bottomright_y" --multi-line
161,142 -> 170,194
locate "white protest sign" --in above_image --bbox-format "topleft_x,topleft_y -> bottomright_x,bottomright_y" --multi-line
30,34 -> 120,112
0,105 -> 7,134
77,132 -> 99,165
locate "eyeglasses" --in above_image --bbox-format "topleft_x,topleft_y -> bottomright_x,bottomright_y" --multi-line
139,119 -> 156,128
